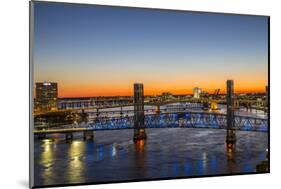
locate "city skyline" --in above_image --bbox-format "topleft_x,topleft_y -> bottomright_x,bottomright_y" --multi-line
34,80 -> 267,98
34,2 -> 268,97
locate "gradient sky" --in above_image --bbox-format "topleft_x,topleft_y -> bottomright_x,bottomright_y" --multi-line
33,2 -> 268,97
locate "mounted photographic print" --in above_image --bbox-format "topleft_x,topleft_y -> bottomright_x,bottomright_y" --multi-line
29,1 -> 270,188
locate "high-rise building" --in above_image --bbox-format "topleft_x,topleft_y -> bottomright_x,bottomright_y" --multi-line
193,87 -> 202,99
35,82 -> 58,112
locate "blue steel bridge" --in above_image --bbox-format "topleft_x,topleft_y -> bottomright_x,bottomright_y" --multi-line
34,111 -> 268,140
89,112 -> 268,132
34,81 -> 268,146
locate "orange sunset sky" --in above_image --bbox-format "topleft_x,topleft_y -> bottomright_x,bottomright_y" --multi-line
34,3 -> 268,97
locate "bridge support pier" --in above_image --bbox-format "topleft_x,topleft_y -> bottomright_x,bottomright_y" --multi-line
96,108 -> 100,117
65,132 -> 73,141
133,83 -> 147,141
134,129 -> 147,140
226,80 -> 236,151
120,106 -> 124,117
83,130 -> 94,140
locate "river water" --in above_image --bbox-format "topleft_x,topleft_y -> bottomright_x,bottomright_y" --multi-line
34,128 -> 268,186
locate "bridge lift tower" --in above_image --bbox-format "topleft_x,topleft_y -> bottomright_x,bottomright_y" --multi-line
133,83 -> 147,141
226,80 -> 236,150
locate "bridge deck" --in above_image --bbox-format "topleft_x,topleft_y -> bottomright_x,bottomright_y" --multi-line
34,112 -> 268,134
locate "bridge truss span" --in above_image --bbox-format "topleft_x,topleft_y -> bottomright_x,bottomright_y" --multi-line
88,112 -> 268,132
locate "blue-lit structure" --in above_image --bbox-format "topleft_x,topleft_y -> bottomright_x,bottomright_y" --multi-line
88,112 -> 268,132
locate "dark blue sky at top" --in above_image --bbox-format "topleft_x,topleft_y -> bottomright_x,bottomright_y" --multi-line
34,2 -> 268,57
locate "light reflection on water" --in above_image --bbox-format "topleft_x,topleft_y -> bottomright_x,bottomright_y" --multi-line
34,128 -> 268,186
39,139 -> 54,185
67,141 -> 86,184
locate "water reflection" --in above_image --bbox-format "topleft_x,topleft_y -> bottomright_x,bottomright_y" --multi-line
97,144 -> 104,161
109,143 -> 117,158
184,162 -> 192,175
210,157 -> 217,173
34,129 -> 268,186
135,139 -> 145,153
172,163 -> 180,177
66,141 -> 86,183
134,139 -> 146,178
202,152 -> 208,170
197,160 -> 204,175
39,139 -> 57,185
